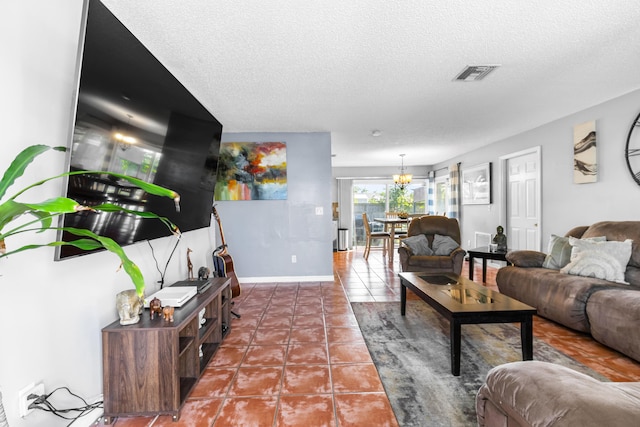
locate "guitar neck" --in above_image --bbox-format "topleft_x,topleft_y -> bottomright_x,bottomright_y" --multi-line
212,206 -> 228,253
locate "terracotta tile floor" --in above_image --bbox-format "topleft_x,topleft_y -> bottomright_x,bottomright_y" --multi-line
106,246 -> 640,426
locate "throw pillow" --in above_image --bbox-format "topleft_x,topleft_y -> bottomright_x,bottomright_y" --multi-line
542,234 -> 606,270
402,234 -> 433,256
560,238 -> 633,283
432,234 -> 459,256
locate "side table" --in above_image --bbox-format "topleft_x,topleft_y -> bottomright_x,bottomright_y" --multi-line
467,247 -> 508,282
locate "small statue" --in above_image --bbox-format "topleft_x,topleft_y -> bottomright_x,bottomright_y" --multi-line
493,225 -> 507,251
187,248 -> 194,280
116,289 -> 143,325
162,306 -> 175,322
149,297 -> 162,320
198,266 -> 210,280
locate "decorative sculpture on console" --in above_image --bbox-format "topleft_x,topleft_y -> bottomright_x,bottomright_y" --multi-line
198,266 -> 210,280
162,306 -> 175,322
149,297 -> 162,320
187,248 -> 194,280
116,289 -> 143,325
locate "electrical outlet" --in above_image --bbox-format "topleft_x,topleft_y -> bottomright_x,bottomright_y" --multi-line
315,206 -> 323,215
291,255 -> 297,263
18,382 -> 44,417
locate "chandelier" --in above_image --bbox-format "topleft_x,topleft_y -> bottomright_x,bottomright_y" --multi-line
115,114 -> 137,151
393,154 -> 412,190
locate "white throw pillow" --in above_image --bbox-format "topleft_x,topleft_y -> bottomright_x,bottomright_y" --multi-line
542,234 -> 606,270
560,238 -> 633,283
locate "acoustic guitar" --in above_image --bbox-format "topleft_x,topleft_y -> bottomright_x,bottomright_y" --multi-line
212,205 -> 241,298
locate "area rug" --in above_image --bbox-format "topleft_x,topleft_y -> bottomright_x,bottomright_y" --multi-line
351,301 -> 607,427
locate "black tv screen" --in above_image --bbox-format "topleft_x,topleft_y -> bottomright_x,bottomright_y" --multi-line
57,0 -> 222,259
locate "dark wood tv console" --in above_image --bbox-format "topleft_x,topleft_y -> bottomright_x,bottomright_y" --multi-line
102,277 -> 232,423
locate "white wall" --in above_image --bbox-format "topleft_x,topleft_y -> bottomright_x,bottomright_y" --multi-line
433,88 -> 640,250
1,4 -> 335,425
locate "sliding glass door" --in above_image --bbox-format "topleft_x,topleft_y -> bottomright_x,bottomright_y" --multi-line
352,180 -> 427,245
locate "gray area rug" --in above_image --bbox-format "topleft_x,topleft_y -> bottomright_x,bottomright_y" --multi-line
351,301 -> 606,427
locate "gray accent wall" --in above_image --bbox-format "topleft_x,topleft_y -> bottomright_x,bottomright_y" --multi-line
216,132 -> 334,281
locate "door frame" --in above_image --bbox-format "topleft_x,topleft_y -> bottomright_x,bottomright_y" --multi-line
498,146 -> 542,251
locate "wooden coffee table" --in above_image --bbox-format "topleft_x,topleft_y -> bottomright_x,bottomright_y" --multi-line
399,272 -> 536,376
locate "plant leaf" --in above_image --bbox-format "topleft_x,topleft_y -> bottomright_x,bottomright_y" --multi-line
0,200 -> 29,230
0,239 -> 104,256
63,227 -> 146,297
23,197 -> 84,214
0,145 -> 65,201
1,227 -> 147,298
93,203 -> 178,233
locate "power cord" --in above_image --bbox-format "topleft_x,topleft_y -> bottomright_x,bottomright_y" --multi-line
147,235 -> 181,289
28,386 -> 102,426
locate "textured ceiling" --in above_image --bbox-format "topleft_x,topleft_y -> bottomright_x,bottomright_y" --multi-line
102,0 -> 640,167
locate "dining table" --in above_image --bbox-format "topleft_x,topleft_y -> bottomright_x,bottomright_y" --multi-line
373,217 -> 410,263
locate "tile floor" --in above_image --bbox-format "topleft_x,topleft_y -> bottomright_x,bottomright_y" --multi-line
105,245 -> 640,426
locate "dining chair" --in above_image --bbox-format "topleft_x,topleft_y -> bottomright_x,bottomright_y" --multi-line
362,212 -> 391,260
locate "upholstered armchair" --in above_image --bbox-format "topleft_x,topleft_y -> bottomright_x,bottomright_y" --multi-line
398,215 -> 466,274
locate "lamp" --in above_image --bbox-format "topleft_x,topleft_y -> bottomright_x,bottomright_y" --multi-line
393,154 -> 412,190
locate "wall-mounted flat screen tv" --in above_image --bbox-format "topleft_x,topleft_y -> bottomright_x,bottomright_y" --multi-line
57,0 -> 222,259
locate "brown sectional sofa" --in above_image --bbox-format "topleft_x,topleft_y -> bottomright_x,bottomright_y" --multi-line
476,361 -> 640,427
496,221 -> 640,362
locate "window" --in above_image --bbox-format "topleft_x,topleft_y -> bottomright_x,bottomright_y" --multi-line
352,180 -> 427,245
434,175 -> 449,216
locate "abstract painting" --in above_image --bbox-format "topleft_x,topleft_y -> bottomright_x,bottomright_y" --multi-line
574,121 -> 597,184
215,142 -> 287,200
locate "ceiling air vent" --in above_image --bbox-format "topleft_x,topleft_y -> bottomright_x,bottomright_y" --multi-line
453,65 -> 499,82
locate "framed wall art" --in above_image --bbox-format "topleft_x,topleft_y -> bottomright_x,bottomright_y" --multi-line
574,120 -> 597,184
462,162 -> 492,205
214,141 -> 287,201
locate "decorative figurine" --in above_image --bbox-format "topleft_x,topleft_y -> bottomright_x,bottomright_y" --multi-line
149,297 -> 162,320
198,266 -> 210,280
116,289 -> 143,325
493,225 -> 507,251
187,248 -> 194,280
162,306 -> 175,322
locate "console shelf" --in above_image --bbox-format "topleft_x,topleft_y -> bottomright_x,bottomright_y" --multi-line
102,277 -> 232,423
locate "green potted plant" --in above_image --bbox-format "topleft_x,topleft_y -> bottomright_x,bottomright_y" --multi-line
0,144 -> 180,300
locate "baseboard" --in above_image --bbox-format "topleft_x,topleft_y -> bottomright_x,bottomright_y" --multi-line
238,275 -> 334,283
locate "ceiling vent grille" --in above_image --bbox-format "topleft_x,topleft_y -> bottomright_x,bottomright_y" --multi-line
453,65 -> 499,82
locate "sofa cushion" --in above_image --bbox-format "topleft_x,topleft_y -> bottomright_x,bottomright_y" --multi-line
581,221 -> 640,286
476,361 -> 640,427
542,234 -> 574,269
542,234 -> 606,270
406,255 -> 454,270
401,234 -> 433,256
496,266 -> 626,332
586,289 -> 640,363
560,237 -> 633,283
506,250 -> 547,268
432,234 -> 459,256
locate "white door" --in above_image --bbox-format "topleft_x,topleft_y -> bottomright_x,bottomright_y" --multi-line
503,148 -> 541,251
